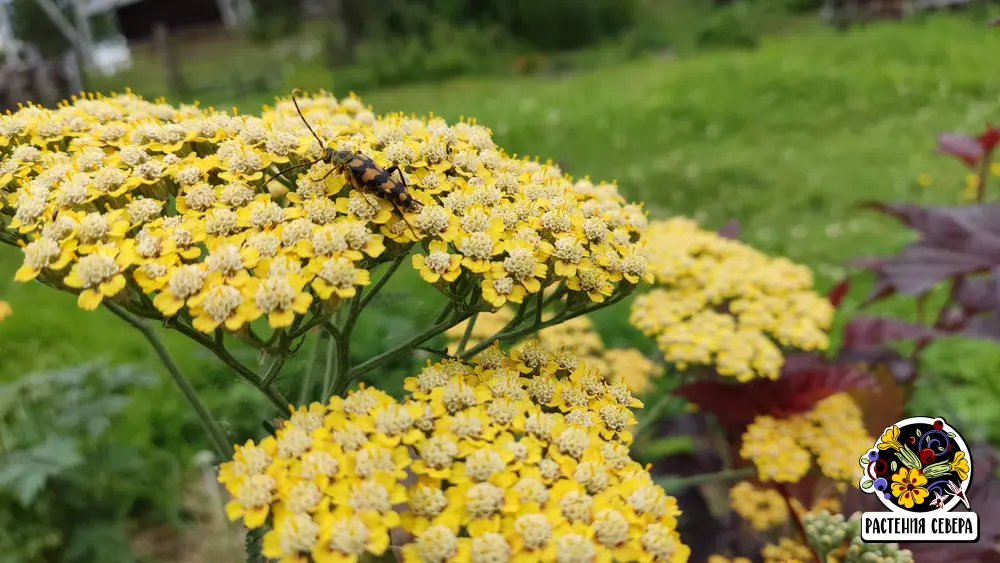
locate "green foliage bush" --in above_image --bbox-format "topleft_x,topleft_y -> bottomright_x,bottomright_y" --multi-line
476,0 -> 637,51
0,361 -> 164,563
245,0 -> 304,44
324,21 -> 511,91
695,3 -> 763,50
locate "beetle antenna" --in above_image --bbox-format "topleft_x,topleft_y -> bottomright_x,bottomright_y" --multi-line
263,157 -> 321,188
389,199 -> 420,239
290,89 -> 326,148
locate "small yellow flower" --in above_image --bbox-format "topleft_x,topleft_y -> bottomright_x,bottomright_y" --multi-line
729,481 -> 789,531
413,240 -> 462,284
890,467 -> 928,509
62,244 -> 132,310
481,274 -> 527,308
877,425 -> 903,451
950,451 -> 970,481
308,255 -> 371,301
312,509 -> 390,563
187,282 -> 258,333
225,473 -> 277,529
244,273 -> 313,329
0,301 -> 12,324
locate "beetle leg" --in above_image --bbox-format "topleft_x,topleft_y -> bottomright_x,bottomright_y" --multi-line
385,165 -> 408,188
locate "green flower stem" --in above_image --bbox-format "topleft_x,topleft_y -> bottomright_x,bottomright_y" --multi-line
543,283 -> 568,307
655,467 -> 755,492
297,330 -> 326,405
210,330 -> 291,412
287,313 -> 332,340
358,249 -> 411,312
321,323 -> 342,399
104,302 -> 230,461
460,286 -> 635,359
455,312 -> 478,356
535,291 -> 543,325
632,392 -> 673,437
434,301 -> 457,325
332,320 -> 353,397
116,298 -> 291,412
512,300 -> 531,325
348,308 -> 477,383
779,483 -> 825,563
260,353 -> 285,387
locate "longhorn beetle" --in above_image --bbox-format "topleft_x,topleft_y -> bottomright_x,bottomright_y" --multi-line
266,89 -> 422,237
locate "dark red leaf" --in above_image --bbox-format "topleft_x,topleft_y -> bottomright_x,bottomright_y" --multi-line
864,201 -> 987,241
835,347 -> 917,382
990,15 -> 1000,27
827,278 -> 851,308
674,358 -> 875,434
956,270 -> 1000,313
848,365 -> 905,438
717,219 -> 740,240
854,203 -> 1000,303
962,315 -> 1000,342
875,244 -> 994,296
980,126 -> 1000,154
842,316 -> 938,349
939,133 -> 985,166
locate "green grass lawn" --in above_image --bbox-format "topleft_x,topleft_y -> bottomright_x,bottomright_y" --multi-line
5,14 -> 1000,448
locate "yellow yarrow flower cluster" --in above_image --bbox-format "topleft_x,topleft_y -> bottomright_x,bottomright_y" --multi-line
761,539 -> 814,563
629,218 -> 834,381
448,311 -> 661,396
739,393 -> 873,483
0,300 -> 10,323
0,92 -> 651,334
728,481 -> 789,531
219,346 -> 690,563
707,557 -> 751,563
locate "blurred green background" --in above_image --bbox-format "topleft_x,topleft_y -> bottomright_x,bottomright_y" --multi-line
3,0 -> 1000,560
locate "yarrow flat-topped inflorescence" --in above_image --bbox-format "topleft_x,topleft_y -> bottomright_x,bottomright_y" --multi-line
739,393 -> 873,484
218,346 -> 689,563
629,218 -> 834,382
0,91 -> 650,337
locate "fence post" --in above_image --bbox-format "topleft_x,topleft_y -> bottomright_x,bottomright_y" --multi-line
153,21 -> 186,96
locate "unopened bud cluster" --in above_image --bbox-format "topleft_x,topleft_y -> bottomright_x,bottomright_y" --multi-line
803,509 -> 847,554
844,536 -> 913,563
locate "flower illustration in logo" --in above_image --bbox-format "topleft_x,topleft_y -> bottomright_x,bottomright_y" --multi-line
890,467 -> 928,509
859,416 -> 973,513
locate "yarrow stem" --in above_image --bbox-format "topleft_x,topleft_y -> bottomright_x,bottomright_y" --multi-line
320,322 -> 341,399
260,354 -> 285,387
633,391 -> 673,436
655,467 -> 756,492
211,330 -> 290,412
347,308 -> 476,382
296,330 -> 324,405
455,312 -> 478,356
103,301 -> 230,460
779,483 -> 825,563
460,285 -> 635,359
358,248 -> 411,312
